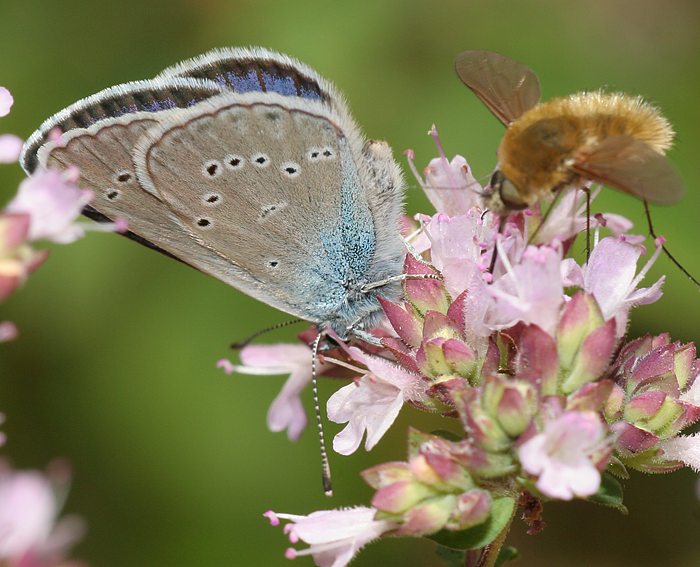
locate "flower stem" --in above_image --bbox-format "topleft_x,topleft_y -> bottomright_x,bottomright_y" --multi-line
470,501 -> 517,567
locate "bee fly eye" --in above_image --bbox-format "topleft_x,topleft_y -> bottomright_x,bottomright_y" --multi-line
499,177 -> 528,210
489,170 -> 505,191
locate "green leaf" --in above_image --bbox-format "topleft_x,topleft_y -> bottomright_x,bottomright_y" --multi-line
588,472 -> 628,514
606,456 -> 630,480
435,545 -> 466,567
428,496 -> 516,550
494,546 -> 519,566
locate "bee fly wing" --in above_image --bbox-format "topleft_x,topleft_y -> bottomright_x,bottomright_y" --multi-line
455,50 -> 541,126
572,135 -> 684,205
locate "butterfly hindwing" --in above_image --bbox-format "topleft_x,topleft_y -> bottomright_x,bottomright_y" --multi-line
22,77 -> 225,174
132,91 -> 391,324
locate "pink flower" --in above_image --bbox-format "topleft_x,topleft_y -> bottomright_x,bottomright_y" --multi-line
0,321 -> 18,342
0,462 -> 85,566
0,134 -> 23,164
486,244 -> 565,336
422,210 -> 492,299
265,506 -> 396,567
0,87 -> 13,117
405,126 -> 481,216
327,347 -> 427,455
5,169 -> 93,244
0,88 -> 23,164
518,411 -> 607,500
569,236 -> 664,336
225,343 -> 329,441
0,213 -> 48,302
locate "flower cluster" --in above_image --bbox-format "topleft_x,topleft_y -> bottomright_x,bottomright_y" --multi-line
228,127 -> 700,567
0,86 -> 115,566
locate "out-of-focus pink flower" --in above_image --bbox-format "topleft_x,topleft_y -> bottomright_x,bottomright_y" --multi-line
0,321 -> 18,342
265,506 -> 396,567
566,236 -> 664,336
0,462 -> 85,567
518,411 -> 607,500
0,134 -> 23,164
405,126 -> 481,216
327,347 -> 427,455
225,343 -> 329,442
486,244 -> 565,336
0,87 -> 13,117
5,170 -> 93,244
0,213 -> 49,302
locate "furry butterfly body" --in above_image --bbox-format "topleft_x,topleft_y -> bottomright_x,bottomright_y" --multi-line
21,48 -> 405,336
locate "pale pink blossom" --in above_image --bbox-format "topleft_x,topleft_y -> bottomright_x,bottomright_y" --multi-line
0,134 -> 23,164
0,87 -> 13,117
265,506 -> 396,567
327,347 -> 427,455
486,244 -> 565,336
405,126 -> 481,216
0,463 -> 85,566
567,236 -> 664,336
660,434 -> 700,472
518,411 -> 607,500
422,210 -> 491,298
225,343 -> 329,441
5,170 -> 93,244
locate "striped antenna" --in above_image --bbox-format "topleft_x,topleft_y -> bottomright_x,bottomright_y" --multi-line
230,318 -> 302,350
310,332 -> 333,496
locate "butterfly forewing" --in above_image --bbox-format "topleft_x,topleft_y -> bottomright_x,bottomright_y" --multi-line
573,135 -> 684,205
455,50 -> 541,126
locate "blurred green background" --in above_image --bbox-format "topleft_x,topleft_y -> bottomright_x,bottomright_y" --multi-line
0,1 -> 699,565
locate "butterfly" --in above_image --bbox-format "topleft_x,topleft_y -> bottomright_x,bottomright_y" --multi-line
21,47 -> 406,339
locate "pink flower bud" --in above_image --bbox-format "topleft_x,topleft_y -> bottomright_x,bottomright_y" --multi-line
446,489 -> 492,530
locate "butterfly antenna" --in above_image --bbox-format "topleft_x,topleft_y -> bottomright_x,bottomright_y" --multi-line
643,200 -> 700,288
230,319 -> 303,349
311,332 -> 333,496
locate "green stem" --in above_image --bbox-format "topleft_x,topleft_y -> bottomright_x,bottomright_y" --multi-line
474,501 -> 517,567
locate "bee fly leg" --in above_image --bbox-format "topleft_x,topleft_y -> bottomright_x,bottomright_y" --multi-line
643,200 -> 700,288
584,186 -> 592,262
488,215 -> 509,274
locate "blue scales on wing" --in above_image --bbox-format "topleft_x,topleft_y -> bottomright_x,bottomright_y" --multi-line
157,47 -> 329,103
